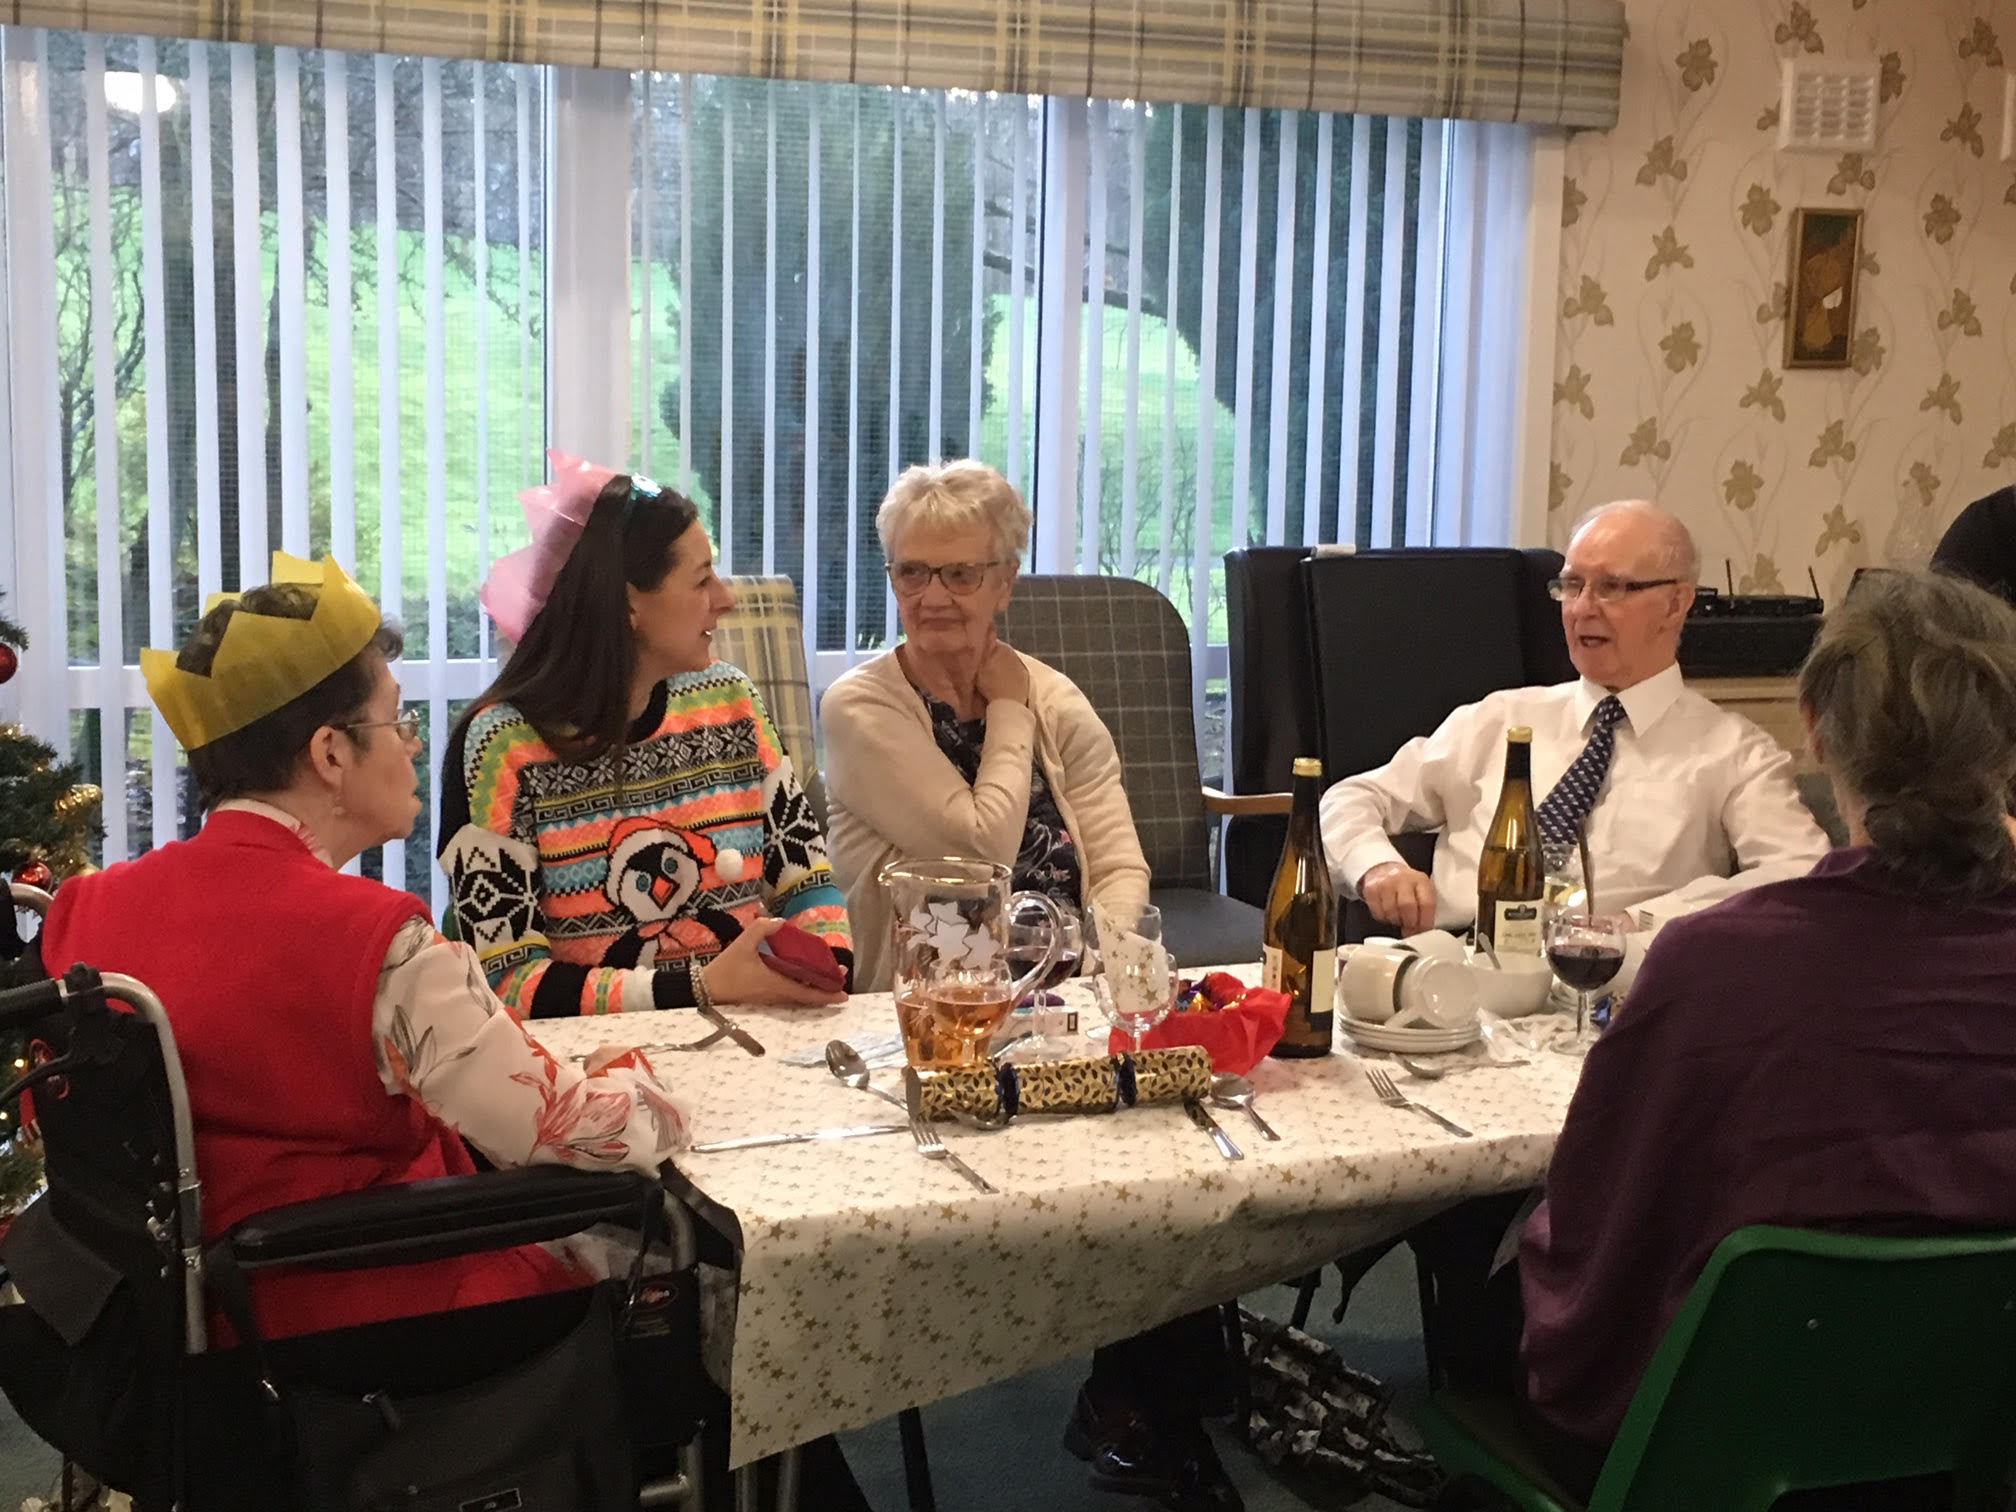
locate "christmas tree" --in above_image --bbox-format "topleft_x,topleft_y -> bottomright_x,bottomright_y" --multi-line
0,596 -> 104,1224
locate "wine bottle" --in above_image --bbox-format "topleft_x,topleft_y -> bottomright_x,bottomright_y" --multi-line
1476,726 -> 1545,957
1265,757 -> 1339,1059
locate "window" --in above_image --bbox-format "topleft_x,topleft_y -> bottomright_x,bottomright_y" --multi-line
0,25 -> 1535,895
0,29 -> 544,906
621,79 -> 1535,782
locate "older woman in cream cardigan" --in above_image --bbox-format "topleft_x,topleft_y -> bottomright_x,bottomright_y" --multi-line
823,459 -> 1151,992
822,461 -> 1242,1512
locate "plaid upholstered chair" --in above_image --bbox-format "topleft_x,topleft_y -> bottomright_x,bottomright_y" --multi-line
712,575 -> 826,826
999,575 -> 1272,968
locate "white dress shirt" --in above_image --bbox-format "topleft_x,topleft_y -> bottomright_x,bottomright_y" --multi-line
1319,664 -> 1830,931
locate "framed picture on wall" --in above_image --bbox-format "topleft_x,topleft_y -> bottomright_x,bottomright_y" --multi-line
1784,207 -> 1862,369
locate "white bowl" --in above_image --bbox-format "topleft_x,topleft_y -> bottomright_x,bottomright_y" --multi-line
1467,953 -> 1555,1018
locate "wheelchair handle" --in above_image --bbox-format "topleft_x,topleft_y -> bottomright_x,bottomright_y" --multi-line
0,963 -> 95,1030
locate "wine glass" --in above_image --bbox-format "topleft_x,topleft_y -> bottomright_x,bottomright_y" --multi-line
1004,898 -> 1083,1055
1543,909 -> 1629,1055
1084,902 -> 1175,1055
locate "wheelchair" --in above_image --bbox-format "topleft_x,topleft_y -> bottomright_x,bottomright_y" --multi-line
0,883 -> 708,1512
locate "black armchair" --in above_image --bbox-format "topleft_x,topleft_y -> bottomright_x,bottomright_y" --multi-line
1225,546 -> 1571,933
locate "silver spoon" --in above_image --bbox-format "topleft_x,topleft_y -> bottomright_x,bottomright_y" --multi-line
824,1040 -> 1007,1130
1209,1072 -> 1280,1141
1398,1055 -> 1448,1081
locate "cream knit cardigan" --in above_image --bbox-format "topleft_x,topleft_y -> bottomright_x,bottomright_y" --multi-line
823,645 -> 1152,992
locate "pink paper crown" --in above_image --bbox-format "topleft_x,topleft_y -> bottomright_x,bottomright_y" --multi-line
480,449 -> 617,643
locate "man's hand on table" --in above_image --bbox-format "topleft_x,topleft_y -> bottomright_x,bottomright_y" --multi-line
1359,861 -> 1437,935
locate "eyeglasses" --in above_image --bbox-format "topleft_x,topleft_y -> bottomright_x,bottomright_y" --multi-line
888,560 -> 1000,596
1547,575 -> 1683,605
340,708 -> 421,741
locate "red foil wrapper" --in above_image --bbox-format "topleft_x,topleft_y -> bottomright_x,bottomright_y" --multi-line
1108,976 -> 1290,1074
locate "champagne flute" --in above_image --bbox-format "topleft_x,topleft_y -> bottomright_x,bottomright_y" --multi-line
1085,902 -> 1175,1055
1543,909 -> 1628,1055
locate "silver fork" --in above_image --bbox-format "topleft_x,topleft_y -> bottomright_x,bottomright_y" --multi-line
1364,1066 -> 1473,1139
908,1115 -> 998,1193
569,1027 -> 729,1061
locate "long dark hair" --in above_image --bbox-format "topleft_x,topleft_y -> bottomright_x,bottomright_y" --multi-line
456,475 -> 701,763
1800,570 -> 2016,898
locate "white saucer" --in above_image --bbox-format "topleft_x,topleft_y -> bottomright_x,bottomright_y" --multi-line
1342,1018 -> 1482,1053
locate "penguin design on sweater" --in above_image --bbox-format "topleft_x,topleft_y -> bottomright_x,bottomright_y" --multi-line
599,817 -> 748,968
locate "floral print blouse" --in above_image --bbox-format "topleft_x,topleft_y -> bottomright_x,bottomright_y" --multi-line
916,691 -> 1084,909
217,800 -> 693,1170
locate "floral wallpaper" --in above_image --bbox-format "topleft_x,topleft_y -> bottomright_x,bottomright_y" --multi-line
1549,0 -> 2016,599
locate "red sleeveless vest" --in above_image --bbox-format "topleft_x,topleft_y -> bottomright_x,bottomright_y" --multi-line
42,808 -> 571,1339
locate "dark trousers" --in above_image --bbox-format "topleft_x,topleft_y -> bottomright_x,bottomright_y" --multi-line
1088,1307 -> 1239,1420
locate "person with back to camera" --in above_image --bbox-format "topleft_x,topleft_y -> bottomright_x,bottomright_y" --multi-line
1494,570 -> 2016,1505
35,553 -> 691,1343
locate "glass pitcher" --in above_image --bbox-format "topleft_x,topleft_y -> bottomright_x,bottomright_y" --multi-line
878,857 -> 1065,1069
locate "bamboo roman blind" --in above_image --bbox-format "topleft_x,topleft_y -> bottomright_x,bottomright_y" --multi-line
4,0 -> 1625,125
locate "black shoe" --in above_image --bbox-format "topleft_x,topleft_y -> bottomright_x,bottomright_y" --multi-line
1063,1385 -> 1176,1497
1156,1420 -> 1244,1512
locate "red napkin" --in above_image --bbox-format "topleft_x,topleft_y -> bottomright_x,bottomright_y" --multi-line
757,919 -> 849,992
1107,973 -> 1290,1074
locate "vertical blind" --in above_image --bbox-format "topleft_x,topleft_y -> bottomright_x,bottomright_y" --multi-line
621,78 -> 1535,782
0,28 -> 545,908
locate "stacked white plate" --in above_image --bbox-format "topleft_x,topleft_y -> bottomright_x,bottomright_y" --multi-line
1340,1017 -> 1482,1054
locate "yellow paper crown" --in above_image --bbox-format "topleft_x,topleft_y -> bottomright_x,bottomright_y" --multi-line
141,553 -> 384,751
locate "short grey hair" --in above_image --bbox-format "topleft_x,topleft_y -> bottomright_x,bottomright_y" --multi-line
875,460 -> 1031,569
1570,499 -> 1701,585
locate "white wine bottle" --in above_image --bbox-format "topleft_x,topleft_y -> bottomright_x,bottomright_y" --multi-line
1265,757 -> 1339,1059
1476,726 -> 1545,957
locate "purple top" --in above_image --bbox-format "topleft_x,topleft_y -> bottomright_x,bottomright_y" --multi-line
1519,845 -> 2016,1444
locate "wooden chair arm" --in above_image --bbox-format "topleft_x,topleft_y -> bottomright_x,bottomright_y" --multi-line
1201,786 -> 1293,817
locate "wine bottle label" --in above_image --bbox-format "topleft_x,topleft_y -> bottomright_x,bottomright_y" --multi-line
1309,947 -> 1337,1022
1262,945 -> 1284,992
1491,899 -> 1544,957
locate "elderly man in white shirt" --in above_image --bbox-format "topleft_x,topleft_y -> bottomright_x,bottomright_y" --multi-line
1322,501 -> 1829,953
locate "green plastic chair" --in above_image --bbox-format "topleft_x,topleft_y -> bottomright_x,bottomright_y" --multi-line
1418,1225 -> 2016,1512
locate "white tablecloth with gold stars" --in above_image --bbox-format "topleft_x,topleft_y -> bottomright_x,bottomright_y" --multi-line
528,968 -> 1581,1467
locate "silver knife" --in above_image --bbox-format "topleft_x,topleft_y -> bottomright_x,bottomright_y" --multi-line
696,1000 -> 766,1057
689,1122 -> 908,1153
1184,1097 -> 1244,1161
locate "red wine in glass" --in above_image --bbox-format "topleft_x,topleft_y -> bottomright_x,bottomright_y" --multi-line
1546,940 -> 1624,993
1009,946 -> 1081,991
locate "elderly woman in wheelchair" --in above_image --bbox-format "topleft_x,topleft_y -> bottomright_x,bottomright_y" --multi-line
0,554 -> 715,1510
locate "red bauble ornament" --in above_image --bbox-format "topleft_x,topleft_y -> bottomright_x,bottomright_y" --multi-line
13,860 -> 54,892
0,643 -> 15,684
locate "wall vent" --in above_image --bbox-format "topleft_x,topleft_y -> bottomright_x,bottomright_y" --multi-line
1778,59 -> 1881,154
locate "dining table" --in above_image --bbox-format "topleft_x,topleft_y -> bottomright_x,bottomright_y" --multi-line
526,966 -> 1584,1471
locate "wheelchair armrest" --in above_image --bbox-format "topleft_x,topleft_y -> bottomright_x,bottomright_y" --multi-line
225,1166 -> 665,1274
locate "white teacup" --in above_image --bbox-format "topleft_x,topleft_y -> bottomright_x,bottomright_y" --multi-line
1338,943 -> 1415,1023
1388,957 -> 1484,1031
1400,928 -> 1468,962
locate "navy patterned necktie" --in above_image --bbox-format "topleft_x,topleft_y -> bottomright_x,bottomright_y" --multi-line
1536,696 -> 1627,851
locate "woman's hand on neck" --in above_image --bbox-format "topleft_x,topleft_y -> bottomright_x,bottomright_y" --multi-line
898,639 -> 990,721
